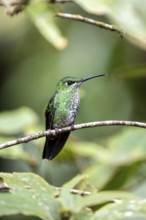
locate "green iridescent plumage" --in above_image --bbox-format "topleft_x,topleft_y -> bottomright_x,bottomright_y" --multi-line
43,74 -> 105,160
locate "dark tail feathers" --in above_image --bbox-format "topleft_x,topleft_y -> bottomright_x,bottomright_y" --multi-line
42,132 -> 70,160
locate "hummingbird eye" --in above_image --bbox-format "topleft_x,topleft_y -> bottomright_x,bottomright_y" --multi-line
66,81 -> 74,86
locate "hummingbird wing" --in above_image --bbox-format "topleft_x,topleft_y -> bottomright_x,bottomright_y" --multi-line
42,97 -> 71,160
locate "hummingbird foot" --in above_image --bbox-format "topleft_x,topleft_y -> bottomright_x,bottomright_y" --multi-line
54,125 -> 73,136
70,124 -> 75,131
54,128 -> 60,136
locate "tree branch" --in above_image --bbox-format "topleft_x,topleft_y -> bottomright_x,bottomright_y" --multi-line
0,120 -> 146,150
49,0 -> 73,3
56,13 -> 123,38
0,0 -> 29,15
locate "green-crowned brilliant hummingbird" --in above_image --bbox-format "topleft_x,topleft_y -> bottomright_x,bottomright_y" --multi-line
43,74 -> 106,160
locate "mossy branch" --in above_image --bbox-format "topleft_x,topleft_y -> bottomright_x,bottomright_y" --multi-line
56,13 -> 123,38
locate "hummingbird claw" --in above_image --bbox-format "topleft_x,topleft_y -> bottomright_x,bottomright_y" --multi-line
54,128 -> 60,136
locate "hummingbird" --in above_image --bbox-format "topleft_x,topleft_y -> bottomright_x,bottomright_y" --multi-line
43,74 -> 106,160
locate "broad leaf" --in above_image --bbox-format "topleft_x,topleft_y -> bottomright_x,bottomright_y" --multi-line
83,164 -> 116,190
27,2 -> 67,49
60,175 -> 137,213
0,139 -> 37,166
91,199 -> 146,220
75,0 -> 146,50
60,175 -> 86,212
0,107 -> 38,135
107,128 -> 146,165
0,172 -> 60,220
71,210 -> 93,220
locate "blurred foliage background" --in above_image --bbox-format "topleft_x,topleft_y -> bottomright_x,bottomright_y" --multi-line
1,0 -> 146,219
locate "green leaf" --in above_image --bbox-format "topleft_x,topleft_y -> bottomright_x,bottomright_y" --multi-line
60,175 -> 137,213
27,2 -> 67,49
60,175 -> 86,212
0,139 -> 37,166
91,199 -> 146,220
95,128 -> 146,189
71,209 -> 93,220
0,172 -> 60,220
0,107 -> 38,135
83,164 -> 116,190
75,0 -> 146,50
107,128 -> 146,166
71,127 -> 146,166
74,191 -> 138,213
70,141 -> 109,160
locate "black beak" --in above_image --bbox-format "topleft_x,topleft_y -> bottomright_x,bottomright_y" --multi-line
81,74 -> 106,83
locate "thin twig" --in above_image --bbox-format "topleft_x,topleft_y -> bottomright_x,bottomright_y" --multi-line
0,182 -> 91,195
49,0 -> 73,3
0,120 -> 146,150
56,13 -> 123,38
55,187 -> 91,196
